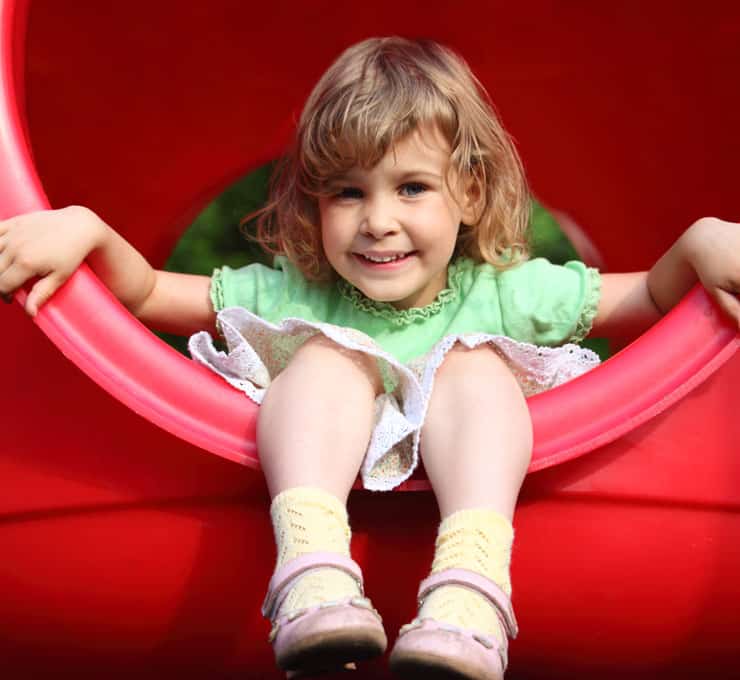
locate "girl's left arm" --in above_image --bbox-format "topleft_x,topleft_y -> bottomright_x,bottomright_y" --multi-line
591,217 -> 740,338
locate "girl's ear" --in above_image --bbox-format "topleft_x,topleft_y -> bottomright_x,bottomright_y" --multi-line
460,173 -> 484,225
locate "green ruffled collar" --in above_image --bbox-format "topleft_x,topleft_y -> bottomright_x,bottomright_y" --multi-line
337,258 -> 469,326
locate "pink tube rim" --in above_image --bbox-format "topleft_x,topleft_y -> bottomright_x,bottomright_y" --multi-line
1,0 -> 737,490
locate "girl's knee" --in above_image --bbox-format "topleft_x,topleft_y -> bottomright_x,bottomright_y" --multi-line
434,344 -> 530,416
291,334 -> 383,394
425,344 -> 533,461
438,344 -> 516,384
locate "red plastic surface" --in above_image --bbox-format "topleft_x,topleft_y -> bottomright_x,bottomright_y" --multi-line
1,1 -> 739,678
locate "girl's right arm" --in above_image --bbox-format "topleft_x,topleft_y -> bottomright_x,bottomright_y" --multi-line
0,206 -> 216,336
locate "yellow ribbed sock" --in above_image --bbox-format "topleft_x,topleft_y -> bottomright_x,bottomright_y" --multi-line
270,486 -> 360,614
418,509 -> 514,643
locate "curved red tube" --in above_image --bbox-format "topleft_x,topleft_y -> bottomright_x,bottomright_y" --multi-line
1,0 -> 736,481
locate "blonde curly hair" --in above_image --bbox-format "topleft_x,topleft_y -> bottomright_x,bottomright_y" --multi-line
251,37 -> 530,281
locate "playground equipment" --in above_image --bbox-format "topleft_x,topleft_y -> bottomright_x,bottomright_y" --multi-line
1,1 -> 738,678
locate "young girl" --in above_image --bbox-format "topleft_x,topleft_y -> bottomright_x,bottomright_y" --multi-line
1,37 -> 739,680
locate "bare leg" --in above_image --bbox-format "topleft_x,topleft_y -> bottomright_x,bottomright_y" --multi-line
418,346 -> 531,635
421,345 -> 533,520
258,334 -> 382,503
392,347 -> 533,677
258,335 -> 387,670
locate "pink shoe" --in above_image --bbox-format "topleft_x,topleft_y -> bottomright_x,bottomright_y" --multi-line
389,568 -> 518,680
262,552 -> 387,676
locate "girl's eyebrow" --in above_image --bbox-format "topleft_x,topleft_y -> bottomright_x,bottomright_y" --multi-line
394,170 -> 443,183
333,169 -> 443,184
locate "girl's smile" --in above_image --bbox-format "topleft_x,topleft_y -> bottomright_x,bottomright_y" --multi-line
353,250 -> 417,267
319,124 -> 478,309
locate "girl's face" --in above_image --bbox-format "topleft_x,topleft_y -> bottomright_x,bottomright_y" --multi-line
318,124 -> 477,309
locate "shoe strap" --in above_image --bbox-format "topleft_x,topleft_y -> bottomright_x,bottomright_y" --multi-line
417,568 -> 518,639
262,552 -> 364,621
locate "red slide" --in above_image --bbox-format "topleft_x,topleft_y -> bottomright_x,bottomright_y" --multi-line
1,1 -> 738,677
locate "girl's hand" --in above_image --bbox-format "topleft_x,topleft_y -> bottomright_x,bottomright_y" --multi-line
0,206 -> 105,316
1,206 -> 215,335
683,217 -> 740,326
597,217 -> 740,339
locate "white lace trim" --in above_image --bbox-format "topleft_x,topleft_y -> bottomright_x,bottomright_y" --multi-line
189,307 -> 600,491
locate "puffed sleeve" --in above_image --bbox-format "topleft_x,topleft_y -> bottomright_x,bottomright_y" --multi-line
209,258 -> 287,316
497,258 -> 601,345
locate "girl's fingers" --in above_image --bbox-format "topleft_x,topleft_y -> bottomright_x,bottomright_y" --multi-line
0,259 -> 20,294
0,229 -> 10,261
0,246 -> 10,274
25,275 -> 62,317
0,261 -> 42,313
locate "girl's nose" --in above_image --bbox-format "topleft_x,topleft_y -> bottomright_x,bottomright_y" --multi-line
361,198 -> 399,238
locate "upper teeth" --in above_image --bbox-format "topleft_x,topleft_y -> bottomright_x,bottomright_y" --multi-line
364,253 -> 406,263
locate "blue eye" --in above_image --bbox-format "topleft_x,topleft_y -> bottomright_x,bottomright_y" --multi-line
336,187 -> 363,199
400,182 -> 427,197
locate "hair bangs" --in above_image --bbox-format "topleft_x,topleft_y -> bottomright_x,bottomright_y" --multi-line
299,71 -> 458,195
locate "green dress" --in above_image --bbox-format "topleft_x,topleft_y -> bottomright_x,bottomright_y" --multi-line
190,255 -> 601,490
